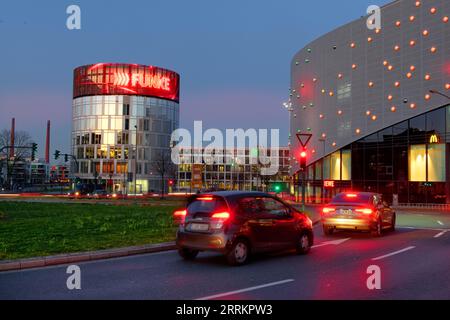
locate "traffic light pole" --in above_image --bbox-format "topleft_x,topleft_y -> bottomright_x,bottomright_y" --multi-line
302,170 -> 306,212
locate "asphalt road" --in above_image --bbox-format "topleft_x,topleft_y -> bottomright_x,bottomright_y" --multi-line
0,211 -> 449,300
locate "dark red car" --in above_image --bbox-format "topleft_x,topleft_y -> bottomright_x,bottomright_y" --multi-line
174,191 -> 314,266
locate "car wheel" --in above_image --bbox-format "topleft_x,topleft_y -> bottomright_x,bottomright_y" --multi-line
178,248 -> 199,260
226,239 -> 250,266
296,232 -> 311,255
323,225 -> 334,236
390,214 -> 396,232
371,218 -> 383,237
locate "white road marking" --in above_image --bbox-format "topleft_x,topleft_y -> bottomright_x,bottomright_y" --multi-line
196,279 -> 295,300
397,226 -> 446,232
434,231 -> 446,238
437,221 -> 444,226
311,238 -> 351,249
371,246 -> 416,261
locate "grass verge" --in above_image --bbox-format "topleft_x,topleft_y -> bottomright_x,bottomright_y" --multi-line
0,201 -> 180,260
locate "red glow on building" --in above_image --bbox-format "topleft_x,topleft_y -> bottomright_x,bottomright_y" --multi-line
73,63 -> 180,102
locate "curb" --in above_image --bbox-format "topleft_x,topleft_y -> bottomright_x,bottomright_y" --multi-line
0,242 -> 177,272
0,219 -> 322,273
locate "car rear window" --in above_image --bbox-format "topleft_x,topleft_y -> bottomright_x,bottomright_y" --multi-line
187,197 -> 228,217
331,193 -> 372,204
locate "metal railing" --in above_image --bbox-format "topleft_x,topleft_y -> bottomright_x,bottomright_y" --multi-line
394,203 -> 450,211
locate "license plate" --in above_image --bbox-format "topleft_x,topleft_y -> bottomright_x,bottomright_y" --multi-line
189,223 -> 209,231
340,209 -> 353,215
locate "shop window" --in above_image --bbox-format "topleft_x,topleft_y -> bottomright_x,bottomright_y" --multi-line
409,145 -> 426,181
428,144 -> 445,182
315,160 -> 322,180
323,155 -> 330,180
330,151 -> 340,180
341,149 -> 351,180
446,106 -> 450,137
409,115 -> 426,144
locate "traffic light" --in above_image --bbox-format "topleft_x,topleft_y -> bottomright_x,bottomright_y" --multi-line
64,154 -> 69,162
300,149 -> 307,171
274,184 -> 281,193
54,150 -> 61,160
168,179 -> 174,186
31,143 -> 37,161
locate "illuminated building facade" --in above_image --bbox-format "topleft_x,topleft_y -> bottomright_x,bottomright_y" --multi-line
176,147 -> 291,193
72,63 -> 180,194
290,0 -> 450,204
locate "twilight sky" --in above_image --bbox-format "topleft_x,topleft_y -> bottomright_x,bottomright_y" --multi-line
0,0 -> 390,159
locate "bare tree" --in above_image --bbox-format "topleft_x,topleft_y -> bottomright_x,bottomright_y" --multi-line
151,149 -> 177,198
0,130 -> 34,189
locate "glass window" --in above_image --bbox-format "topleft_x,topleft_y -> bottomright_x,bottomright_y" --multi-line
428,144 -> 445,182
341,149 -> 351,180
427,108 -> 445,135
262,197 -> 290,217
237,197 -> 264,216
409,145 -> 426,181
409,115 -> 426,144
308,164 -> 314,180
323,155 -> 330,180
446,106 -> 450,136
330,151 -> 340,180
315,160 -> 322,180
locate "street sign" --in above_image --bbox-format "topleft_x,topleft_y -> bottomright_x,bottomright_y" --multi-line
296,133 -> 312,148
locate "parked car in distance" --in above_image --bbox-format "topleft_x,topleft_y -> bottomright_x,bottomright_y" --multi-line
174,191 -> 314,266
321,192 -> 396,237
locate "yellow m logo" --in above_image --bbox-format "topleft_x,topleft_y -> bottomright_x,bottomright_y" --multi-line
430,134 -> 439,144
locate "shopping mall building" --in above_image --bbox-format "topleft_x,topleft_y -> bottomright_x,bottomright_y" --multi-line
72,63 -> 180,194
290,0 -> 449,204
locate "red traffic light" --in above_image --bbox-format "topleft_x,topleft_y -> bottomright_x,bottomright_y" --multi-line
168,180 -> 174,185
300,151 -> 307,158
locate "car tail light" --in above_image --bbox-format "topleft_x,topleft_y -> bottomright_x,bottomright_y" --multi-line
197,196 -> 214,201
173,209 -> 187,225
211,211 -> 230,220
355,208 -> 373,215
322,207 -> 336,214
346,193 -> 357,198
210,211 -> 231,230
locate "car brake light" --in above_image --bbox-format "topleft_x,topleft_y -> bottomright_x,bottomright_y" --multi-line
355,208 -> 373,215
211,212 -> 230,220
322,207 -> 336,214
197,196 -> 214,201
174,209 -> 187,217
346,193 -> 357,198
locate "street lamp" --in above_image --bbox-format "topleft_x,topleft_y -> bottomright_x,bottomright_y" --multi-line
429,89 -> 450,101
